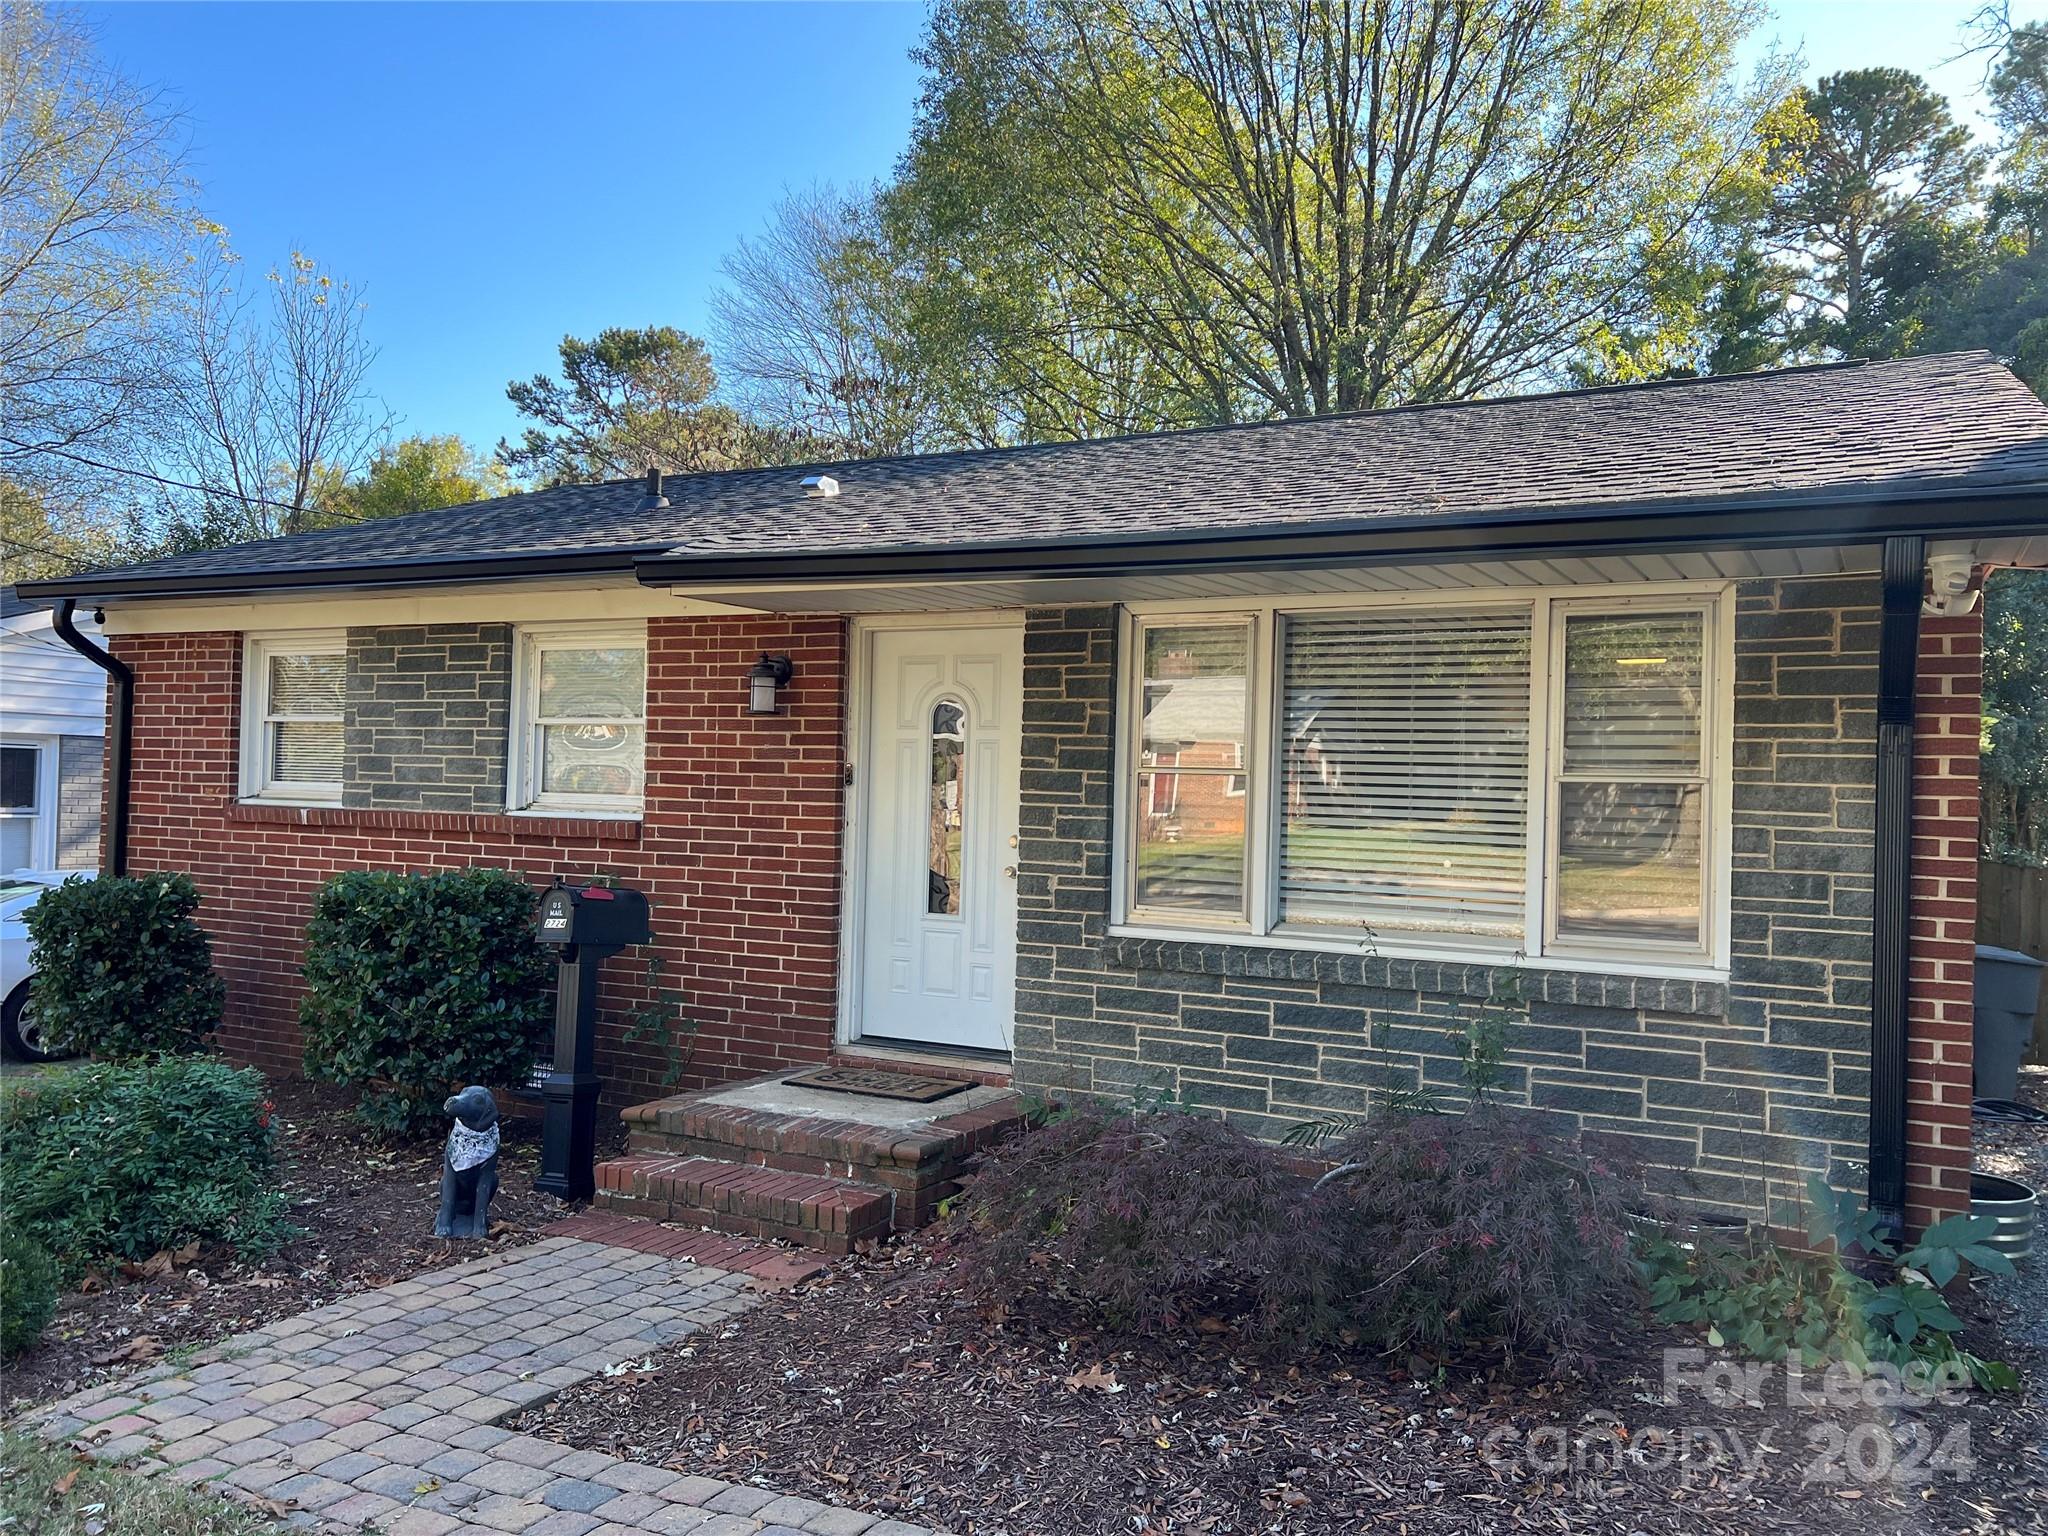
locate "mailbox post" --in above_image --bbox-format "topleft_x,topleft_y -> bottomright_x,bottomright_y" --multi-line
533,879 -> 651,1201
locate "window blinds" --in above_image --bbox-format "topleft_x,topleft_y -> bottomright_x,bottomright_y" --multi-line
1553,611 -> 1707,944
268,653 -> 343,784
1280,609 -> 1532,936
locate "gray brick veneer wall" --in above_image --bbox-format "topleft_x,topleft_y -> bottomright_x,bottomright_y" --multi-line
343,625 -> 512,813
1012,578 -> 1880,1220
55,733 -> 101,868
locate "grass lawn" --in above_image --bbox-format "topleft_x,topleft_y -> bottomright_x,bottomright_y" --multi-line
0,1432 -> 276,1535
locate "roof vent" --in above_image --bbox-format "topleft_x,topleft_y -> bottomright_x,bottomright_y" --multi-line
635,465 -> 670,512
801,474 -> 840,498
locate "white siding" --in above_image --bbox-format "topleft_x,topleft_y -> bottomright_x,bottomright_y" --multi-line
1,612 -> 108,737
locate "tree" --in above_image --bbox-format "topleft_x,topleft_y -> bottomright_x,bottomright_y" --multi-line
1986,23 -> 2048,252
713,186 -> 940,459
883,0 -> 1782,433
0,477 -> 123,583
307,434 -> 511,527
1765,69 -> 1988,354
147,232 -> 390,548
1988,14 -> 2046,141
0,2 -> 193,488
497,326 -> 785,485
1981,568 -> 2048,863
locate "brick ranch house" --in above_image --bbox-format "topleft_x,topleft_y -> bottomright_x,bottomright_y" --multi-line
22,350 -> 2048,1240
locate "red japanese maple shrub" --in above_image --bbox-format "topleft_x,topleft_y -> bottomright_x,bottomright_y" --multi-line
953,1102 -> 1338,1338
1317,1110 -> 1640,1373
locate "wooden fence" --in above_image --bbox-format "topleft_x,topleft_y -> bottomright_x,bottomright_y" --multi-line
1979,859 -> 2048,1063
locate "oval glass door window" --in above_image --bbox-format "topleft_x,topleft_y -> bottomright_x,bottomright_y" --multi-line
928,700 -> 967,916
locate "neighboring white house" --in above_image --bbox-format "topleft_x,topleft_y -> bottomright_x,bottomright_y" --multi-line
0,587 -> 105,873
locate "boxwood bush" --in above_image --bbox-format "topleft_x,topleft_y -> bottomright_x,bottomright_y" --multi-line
300,868 -> 552,1134
0,1058 -> 290,1281
22,872 -> 225,1058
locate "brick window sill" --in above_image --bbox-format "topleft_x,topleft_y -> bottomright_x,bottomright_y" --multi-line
1098,932 -> 1727,1017
227,800 -> 642,844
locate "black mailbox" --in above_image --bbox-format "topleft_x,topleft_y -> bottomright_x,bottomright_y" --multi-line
536,884 -> 650,952
533,880 -> 651,1203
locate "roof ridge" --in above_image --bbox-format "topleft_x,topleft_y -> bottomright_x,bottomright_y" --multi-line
577,350 -> 1997,492
22,349 -> 2038,601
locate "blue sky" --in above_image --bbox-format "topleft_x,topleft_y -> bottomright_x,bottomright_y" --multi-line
81,0 -> 2044,461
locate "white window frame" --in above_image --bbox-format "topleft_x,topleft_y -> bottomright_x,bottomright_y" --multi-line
0,735 -> 60,872
506,621 -> 649,818
239,631 -> 345,806
1125,611 -> 1265,929
1542,595 -> 1724,967
1111,581 -> 1735,979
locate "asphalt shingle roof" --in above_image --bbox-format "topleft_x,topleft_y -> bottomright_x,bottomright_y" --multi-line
29,351 -> 2048,596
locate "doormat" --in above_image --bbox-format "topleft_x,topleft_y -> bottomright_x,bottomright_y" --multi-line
785,1067 -> 973,1103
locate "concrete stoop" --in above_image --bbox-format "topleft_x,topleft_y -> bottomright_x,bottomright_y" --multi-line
597,1070 -> 1028,1255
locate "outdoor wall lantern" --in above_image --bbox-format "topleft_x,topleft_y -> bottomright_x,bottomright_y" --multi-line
748,652 -> 794,715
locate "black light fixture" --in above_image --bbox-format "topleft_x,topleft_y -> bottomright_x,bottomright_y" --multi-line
748,653 -> 794,715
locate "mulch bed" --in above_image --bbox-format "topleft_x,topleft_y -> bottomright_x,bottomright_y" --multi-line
518,1157 -> 2048,1536
4,1076 -> 610,1414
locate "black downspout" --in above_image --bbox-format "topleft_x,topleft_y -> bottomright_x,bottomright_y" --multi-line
1868,534 -> 1924,1234
49,599 -> 133,878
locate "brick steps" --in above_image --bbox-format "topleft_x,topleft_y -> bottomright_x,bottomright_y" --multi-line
618,1085 -> 1029,1231
593,1155 -> 896,1255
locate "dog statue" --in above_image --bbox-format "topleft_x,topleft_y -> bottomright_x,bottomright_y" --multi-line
435,1085 -> 501,1239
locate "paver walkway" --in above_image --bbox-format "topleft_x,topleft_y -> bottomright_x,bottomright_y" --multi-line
25,1230 -> 946,1536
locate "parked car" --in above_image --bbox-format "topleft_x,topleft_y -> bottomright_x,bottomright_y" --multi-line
1,872 -> 87,1062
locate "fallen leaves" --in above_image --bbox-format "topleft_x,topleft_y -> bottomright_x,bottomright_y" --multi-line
495,1220 -> 2048,1536
88,1336 -> 160,1366
1065,1362 -> 1124,1394
116,1240 -> 199,1282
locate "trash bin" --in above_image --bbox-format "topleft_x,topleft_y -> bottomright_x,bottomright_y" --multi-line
1975,943 -> 2046,1101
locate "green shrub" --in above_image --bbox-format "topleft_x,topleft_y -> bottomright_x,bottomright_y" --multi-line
1638,1173 -> 2018,1391
300,868 -> 552,1134
0,1059 -> 290,1279
22,873 -> 224,1058
0,1231 -> 59,1357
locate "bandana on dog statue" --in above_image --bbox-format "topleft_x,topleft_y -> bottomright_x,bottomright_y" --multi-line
436,1085 -> 501,1239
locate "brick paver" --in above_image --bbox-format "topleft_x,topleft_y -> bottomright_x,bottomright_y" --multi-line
23,1235 -> 947,1536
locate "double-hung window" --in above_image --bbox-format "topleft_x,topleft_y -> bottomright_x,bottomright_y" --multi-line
241,632 -> 345,804
0,741 -> 52,872
1117,588 -> 1729,971
509,624 -> 648,816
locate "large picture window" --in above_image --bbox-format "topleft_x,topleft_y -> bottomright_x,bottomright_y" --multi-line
240,632 -> 345,804
1282,609 -> 1531,937
509,624 -> 648,815
1118,589 -> 1729,971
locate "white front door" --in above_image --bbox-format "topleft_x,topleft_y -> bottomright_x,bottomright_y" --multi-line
855,622 -> 1023,1053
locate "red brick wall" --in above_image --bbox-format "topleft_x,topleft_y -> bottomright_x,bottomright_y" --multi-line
112,616 -> 848,1104
1904,602 -> 1983,1229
